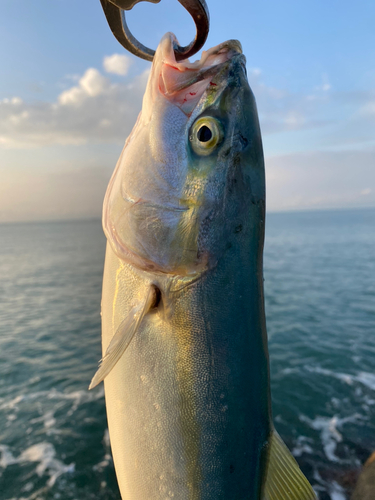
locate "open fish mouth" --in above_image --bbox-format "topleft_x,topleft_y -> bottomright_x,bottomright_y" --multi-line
154,34 -> 245,114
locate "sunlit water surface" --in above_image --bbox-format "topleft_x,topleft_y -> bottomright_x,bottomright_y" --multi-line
0,209 -> 374,499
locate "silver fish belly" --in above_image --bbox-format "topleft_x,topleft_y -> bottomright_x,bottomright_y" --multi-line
91,33 -> 316,500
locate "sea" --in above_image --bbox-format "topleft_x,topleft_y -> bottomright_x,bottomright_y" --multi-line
0,208 -> 374,500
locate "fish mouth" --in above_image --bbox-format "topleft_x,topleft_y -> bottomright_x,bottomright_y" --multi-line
156,34 -> 245,114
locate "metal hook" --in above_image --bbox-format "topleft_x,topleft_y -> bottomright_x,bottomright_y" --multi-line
99,0 -> 210,62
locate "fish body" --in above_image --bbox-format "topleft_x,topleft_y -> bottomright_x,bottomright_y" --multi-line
91,34 -> 316,500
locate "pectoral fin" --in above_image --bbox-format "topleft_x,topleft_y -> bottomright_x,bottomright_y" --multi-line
89,286 -> 155,390
263,430 -> 317,500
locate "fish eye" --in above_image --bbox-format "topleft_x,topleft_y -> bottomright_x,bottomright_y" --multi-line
190,116 -> 223,156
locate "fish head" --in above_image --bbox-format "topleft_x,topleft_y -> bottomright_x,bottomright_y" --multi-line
103,33 -> 265,277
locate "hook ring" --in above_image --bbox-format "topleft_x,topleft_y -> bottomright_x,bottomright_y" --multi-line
100,0 -> 210,62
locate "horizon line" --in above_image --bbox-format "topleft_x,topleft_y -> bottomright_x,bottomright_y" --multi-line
1,204 -> 374,226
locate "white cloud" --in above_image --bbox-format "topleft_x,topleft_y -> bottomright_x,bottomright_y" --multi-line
1,97 -> 23,105
103,54 -> 132,76
64,73 -> 80,82
0,61 -> 372,155
1,60 -> 374,222
0,68 -> 149,148
315,74 -> 332,92
248,67 -> 262,77
58,68 -> 108,105
79,68 -> 108,96
246,69 -> 332,135
361,100 -> 375,116
58,86 -> 84,106
284,112 -> 306,129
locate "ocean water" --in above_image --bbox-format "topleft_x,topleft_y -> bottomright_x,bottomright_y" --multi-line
0,209 -> 374,500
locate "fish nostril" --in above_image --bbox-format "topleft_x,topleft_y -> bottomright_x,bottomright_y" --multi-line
151,285 -> 162,309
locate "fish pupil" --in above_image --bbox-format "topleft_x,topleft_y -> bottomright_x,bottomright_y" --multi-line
197,125 -> 212,143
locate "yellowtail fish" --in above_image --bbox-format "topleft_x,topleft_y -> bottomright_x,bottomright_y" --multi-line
90,33 -> 316,500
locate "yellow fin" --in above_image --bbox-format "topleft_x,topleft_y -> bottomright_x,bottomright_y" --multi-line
263,430 -> 317,500
89,286 -> 155,390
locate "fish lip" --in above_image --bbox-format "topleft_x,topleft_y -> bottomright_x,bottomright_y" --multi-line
156,34 -> 245,108
164,33 -> 243,69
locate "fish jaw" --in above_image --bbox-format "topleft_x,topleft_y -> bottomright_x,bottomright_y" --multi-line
145,33 -> 243,116
103,33 -> 262,277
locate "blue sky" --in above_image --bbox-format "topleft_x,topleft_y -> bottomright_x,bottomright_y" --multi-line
0,0 -> 374,221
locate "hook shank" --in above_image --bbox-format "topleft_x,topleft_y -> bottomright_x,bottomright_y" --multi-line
100,0 -> 210,62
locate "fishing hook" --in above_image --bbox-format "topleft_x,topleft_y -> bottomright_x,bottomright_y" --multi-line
99,0 -> 210,62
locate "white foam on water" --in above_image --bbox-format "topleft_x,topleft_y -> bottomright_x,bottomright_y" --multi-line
0,441 -> 74,488
279,367 -> 299,376
292,435 -> 314,457
21,442 -> 75,487
93,429 -> 113,472
300,413 -> 361,463
305,366 -> 355,386
0,387 -> 104,413
363,394 -> 375,405
0,444 -> 18,468
305,366 -> 375,393
328,481 -> 347,500
311,469 -> 328,497
30,410 -> 57,434
93,453 -> 112,472
21,482 -> 34,493
103,428 -> 110,448
0,394 -> 25,411
5,485 -> 49,500
311,468 -> 347,500
356,372 -> 375,391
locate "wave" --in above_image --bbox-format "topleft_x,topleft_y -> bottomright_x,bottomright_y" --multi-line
299,412 -> 363,464
0,386 -> 104,413
277,364 -> 375,396
0,441 -> 75,488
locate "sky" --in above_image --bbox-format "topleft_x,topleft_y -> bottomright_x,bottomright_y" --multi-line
0,0 -> 374,222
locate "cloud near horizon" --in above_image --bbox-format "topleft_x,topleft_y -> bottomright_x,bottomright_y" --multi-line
1,146 -> 374,223
0,60 -> 149,149
266,148 -> 375,212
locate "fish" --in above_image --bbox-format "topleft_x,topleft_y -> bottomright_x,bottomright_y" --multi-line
89,32 -> 316,500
